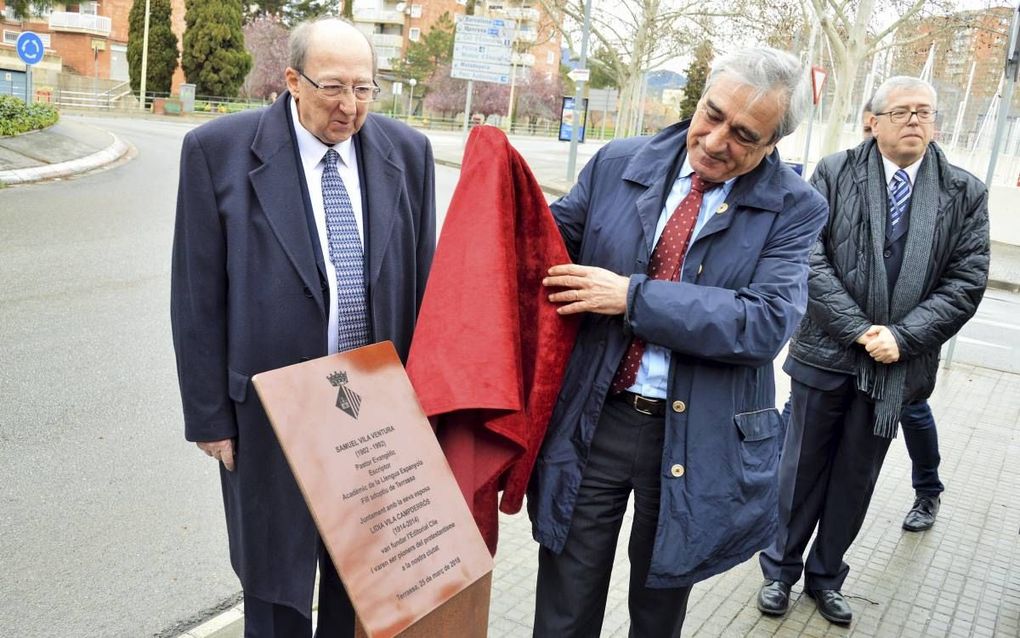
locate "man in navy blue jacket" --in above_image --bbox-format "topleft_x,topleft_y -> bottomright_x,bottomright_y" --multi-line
529,47 -> 828,637
171,18 -> 435,638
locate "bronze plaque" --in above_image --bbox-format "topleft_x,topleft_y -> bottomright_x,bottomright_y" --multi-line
252,342 -> 494,638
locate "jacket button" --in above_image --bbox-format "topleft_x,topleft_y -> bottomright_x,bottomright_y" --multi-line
697,264 -> 703,275
670,464 -> 685,478
672,400 -> 686,413
303,286 -> 314,298
883,249 -> 892,259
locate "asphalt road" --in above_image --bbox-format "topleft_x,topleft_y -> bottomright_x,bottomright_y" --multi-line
0,114 -> 1016,637
0,115 -> 461,638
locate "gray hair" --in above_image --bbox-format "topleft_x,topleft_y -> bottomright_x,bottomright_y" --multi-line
871,76 -> 937,113
703,47 -> 809,142
289,17 -> 378,76
862,98 -> 873,115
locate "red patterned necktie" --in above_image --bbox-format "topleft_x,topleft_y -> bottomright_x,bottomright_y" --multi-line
610,173 -> 719,395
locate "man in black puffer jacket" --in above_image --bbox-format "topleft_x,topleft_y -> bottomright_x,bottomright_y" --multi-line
756,76 -> 989,625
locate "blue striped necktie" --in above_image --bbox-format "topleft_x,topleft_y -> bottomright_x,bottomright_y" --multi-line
322,148 -> 370,352
888,169 -> 911,231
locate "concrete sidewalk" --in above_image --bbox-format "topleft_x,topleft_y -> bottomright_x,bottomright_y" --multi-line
0,117 -> 130,185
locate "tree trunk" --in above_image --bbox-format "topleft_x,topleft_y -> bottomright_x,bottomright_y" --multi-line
821,52 -> 860,154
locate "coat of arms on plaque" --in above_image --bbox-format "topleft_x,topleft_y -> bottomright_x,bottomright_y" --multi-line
327,371 -> 361,419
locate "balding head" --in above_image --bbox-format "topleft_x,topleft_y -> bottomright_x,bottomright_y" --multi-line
289,17 -> 377,76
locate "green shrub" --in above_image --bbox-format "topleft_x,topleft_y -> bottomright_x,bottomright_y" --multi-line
0,95 -> 59,136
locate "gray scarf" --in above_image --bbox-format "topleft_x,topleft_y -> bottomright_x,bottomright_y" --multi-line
856,145 -> 938,438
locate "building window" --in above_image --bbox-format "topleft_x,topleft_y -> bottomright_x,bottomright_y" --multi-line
409,4 -> 422,18
408,27 -> 420,42
80,2 -> 99,16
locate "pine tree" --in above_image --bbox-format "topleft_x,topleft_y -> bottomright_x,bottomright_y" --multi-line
127,0 -> 179,94
678,41 -> 713,120
392,12 -> 455,98
181,0 -> 252,97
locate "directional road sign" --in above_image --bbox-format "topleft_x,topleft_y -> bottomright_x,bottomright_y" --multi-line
452,15 -> 515,85
567,68 -> 590,83
810,66 -> 827,105
17,31 -> 45,66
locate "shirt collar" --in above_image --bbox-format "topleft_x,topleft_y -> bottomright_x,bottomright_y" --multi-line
881,152 -> 924,188
289,96 -> 355,169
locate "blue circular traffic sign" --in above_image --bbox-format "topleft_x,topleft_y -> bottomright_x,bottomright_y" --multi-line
16,31 -> 45,66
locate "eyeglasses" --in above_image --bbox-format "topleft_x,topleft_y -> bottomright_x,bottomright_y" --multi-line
298,70 -> 380,103
874,108 -> 937,123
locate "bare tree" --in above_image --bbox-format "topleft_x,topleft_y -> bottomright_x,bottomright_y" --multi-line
539,0 -> 732,137
806,0 -> 962,153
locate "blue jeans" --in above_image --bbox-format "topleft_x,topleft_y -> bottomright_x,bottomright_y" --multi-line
780,398 -> 943,497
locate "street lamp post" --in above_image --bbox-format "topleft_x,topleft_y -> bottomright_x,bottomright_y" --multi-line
407,78 -> 417,119
139,0 -> 150,111
566,0 -> 593,183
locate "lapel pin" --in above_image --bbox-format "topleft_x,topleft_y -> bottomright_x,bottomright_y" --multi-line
716,203 -> 729,214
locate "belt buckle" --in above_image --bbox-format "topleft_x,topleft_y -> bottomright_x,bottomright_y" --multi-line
632,394 -> 656,416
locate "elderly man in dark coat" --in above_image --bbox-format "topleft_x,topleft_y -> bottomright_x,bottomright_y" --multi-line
170,18 -> 435,638
757,76 -> 989,625
529,47 -> 828,637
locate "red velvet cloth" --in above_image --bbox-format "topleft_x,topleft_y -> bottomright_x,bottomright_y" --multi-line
406,126 -> 579,554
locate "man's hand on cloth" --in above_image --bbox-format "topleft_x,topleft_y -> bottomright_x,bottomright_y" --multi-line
197,439 -> 236,471
543,264 -> 629,316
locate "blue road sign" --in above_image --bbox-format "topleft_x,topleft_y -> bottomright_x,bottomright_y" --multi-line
17,32 -> 45,66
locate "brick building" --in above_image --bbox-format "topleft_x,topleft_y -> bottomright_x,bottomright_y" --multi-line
893,5 -> 1016,147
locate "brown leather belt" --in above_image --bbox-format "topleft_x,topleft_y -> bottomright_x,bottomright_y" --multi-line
616,391 -> 666,417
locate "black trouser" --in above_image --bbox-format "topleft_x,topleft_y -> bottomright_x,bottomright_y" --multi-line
900,400 -> 944,497
760,378 -> 892,591
781,398 -> 943,497
243,541 -> 355,638
534,398 -> 690,638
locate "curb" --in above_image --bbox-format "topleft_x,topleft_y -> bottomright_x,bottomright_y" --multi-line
987,278 -> 1020,293
0,133 -> 130,186
175,602 -> 244,638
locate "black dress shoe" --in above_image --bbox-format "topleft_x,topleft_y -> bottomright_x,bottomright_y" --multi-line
756,580 -> 792,616
903,494 -> 940,531
807,589 -> 852,625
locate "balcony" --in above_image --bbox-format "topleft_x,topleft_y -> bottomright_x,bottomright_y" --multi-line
502,7 -> 541,22
372,33 -> 404,49
516,28 -> 538,43
376,45 -> 401,71
49,11 -> 111,36
353,8 -> 405,25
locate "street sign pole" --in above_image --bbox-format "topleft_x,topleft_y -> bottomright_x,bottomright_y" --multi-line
16,31 -> 45,103
140,0 -> 150,111
983,2 -> 1020,187
566,0 -> 593,184
462,80 -> 474,139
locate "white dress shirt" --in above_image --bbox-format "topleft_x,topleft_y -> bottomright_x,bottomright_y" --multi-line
289,97 -> 365,355
626,157 -> 736,399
